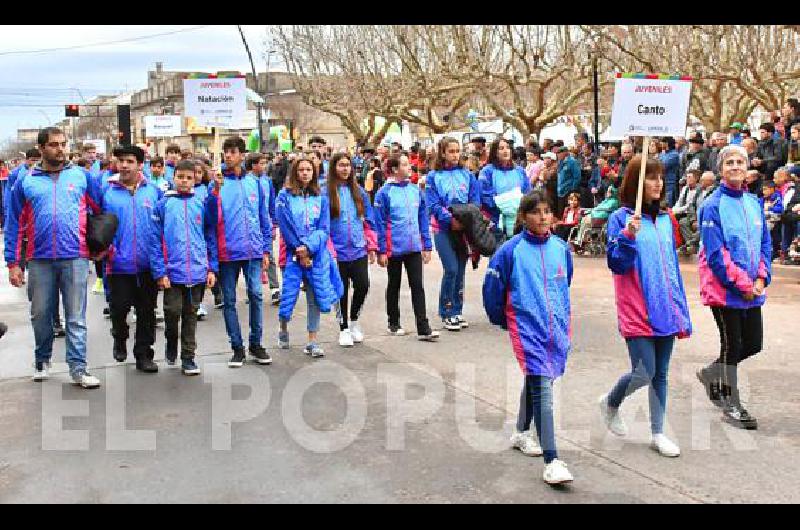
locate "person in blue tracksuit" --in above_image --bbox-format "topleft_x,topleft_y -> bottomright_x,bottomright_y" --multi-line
696,145 -> 771,430
4,149 -> 40,229
192,159 -> 213,320
275,156 -> 343,358
245,152 -> 281,305
150,160 -> 218,376
163,144 -> 181,186
659,138 -> 681,207
374,154 -> 439,341
599,155 -> 692,458
98,145 -> 163,373
148,156 -> 171,193
326,152 -> 379,347
483,191 -> 575,485
425,137 -> 481,332
204,137 -> 273,368
478,138 -> 531,248
5,127 -> 102,388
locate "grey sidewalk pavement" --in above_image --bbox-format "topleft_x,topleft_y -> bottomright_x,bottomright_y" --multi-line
1,252 -> 799,503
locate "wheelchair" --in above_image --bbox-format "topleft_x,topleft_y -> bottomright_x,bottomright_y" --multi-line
569,213 -> 608,257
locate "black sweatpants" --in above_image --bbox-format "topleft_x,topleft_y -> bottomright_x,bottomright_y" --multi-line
163,284 -> 205,360
386,252 -> 430,334
108,272 -> 158,360
337,256 -> 370,330
708,306 -> 763,402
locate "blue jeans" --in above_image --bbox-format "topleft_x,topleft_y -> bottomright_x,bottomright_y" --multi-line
607,336 -> 675,435
27,259 -> 89,374
305,286 -> 322,333
433,231 -> 466,319
517,375 -> 558,464
219,259 -> 264,349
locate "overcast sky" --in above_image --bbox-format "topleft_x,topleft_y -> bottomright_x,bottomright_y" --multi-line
0,25 -> 274,144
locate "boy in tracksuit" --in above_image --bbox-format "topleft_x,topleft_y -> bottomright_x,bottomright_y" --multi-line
373,154 -> 439,341
99,145 -> 163,373
150,160 -> 217,375
205,137 -> 273,368
245,152 -> 281,305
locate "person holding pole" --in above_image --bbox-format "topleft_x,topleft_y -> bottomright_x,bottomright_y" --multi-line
598,150 -> 692,457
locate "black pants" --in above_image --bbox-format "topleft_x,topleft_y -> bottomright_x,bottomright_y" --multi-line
108,273 -> 158,360
337,256 -> 370,330
386,252 -> 430,334
708,306 -> 763,402
164,284 -> 205,359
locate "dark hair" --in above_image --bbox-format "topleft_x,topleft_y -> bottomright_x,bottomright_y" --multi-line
222,136 -> 246,153
165,143 -> 181,155
386,153 -> 404,173
113,145 -> 145,163
434,136 -> 461,170
685,169 -> 702,180
150,156 -> 164,166
174,159 -> 196,174
514,191 -> 551,234
75,158 -> 90,170
286,156 -> 321,196
369,158 -> 381,169
487,138 -> 513,167
619,155 -> 665,208
245,152 -> 267,172
759,122 -> 775,134
788,99 -> 800,117
194,159 -> 211,185
664,137 -> 676,151
308,135 -> 326,146
81,143 -> 97,153
37,127 -> 64,146
567,191 -> 581,202
25,148 -> 41,159
327,152 -> 365,220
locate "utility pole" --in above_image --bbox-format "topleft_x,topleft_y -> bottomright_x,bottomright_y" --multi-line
592,54 -> 600,154
237,25 -> 265,152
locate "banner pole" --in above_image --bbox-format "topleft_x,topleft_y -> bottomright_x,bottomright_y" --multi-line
635,136 -> 651,217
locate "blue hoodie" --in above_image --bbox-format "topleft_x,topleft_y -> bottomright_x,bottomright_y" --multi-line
478,163 -> 531,226
149,190 -> 218,285
425,166 -> 480,233
327,182 -> 378,262
373,180 -> 432,257
98,175 -> 163,275
483,231 -> 573,378
557,155 -> 581,198
659,149 -> 681,185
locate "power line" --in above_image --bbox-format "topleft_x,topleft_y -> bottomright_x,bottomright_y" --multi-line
0,26 -> 210,57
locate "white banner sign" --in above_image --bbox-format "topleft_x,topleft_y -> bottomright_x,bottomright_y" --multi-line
145,115 -> 182,137
183,77 -> 247,129
610,76 -> 692,137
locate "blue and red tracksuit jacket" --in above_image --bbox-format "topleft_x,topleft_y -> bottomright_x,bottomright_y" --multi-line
194,182 -> 208,203
205,170 -> 272,263
98,175 -> 163,275
149,190 -> 218,286
483,231 -> 573,378
4,165 -> 101,267
373,180 -> 432,257
425,166 -> 480,233
606,207 -> 693,339
275,188 -> 343,319
164,161 -> 176,186
698,184 -> 771,309
328,183 -> 378,262
478,163 -> 531,226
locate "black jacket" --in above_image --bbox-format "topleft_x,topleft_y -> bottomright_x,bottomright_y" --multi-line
756,138 -> 786,179
448,203 -> 497,261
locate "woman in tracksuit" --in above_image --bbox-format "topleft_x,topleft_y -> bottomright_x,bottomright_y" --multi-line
483,191 -> 574,485
478,138 -> 531,248
326,152 -> 379,347
599,155 -> 692,458
374,154 -> 439,341
275,156 -> 343,358
426,137 -> 481,332
696,145 -> 771,430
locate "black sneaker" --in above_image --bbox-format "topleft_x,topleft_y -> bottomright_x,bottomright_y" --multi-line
135,358 -> 159,373
271,289 -> 281,306
387,324 -> 406,336
695,368 -> 723,408
249,344 -> 273,365
0,322 -> 7,339
228,347 -> 246,368
443,317 -> 461,331
214,296 -> 224,309
53,322 -> 66,338
165,350 -> 178,366
103,307 -> 111,319
722,404 -> 758,430
418,329 -> 440,341
113,340 -> 128,363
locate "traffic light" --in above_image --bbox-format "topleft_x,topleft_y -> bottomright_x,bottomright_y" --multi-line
65,104 -> 79,117
117,104 -> 131,145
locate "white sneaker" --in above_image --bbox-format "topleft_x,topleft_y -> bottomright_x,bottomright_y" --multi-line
349,321 -> 364,343
71,370 -> 101,389
543,459 -> 574,485
197,305 -> 208,320
598,394 -> 628,437
32,361 -> 50,382
456,315 -> 469,329
650,434 -> 681,458
510,431 -> 543,457
338,329 -> 354,347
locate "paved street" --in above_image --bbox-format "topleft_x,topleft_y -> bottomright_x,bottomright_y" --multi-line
1,252 -> 799,503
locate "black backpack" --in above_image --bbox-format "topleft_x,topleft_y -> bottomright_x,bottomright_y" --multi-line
86,213 -> 119,254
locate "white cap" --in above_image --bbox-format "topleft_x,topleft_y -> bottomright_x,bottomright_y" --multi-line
543,152 -> 557,161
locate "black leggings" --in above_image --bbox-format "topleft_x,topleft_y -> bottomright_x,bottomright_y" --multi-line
708,306 -> 763,401
337,256 -> 370,330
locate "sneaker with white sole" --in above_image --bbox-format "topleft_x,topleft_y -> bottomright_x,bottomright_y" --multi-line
598,394 -> 628,437
303,342 -> 325,358
349,321 -> 364,343
387,325 -> 406,336
155,310 -> 165,324
182,359 -> 201,376
650,434 -> 681,457
197,305 -> 208,321
456,315 -> 469,329
510,431 -> 543,457
33,361 -> 50,382
71,370 -> 101,389
338,329 -> 354,347
443,317 -> 461,331
278,330 -> 290,349
543,459 -> 574,485
271,289 -> 281,306
418,329 -> 440,341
